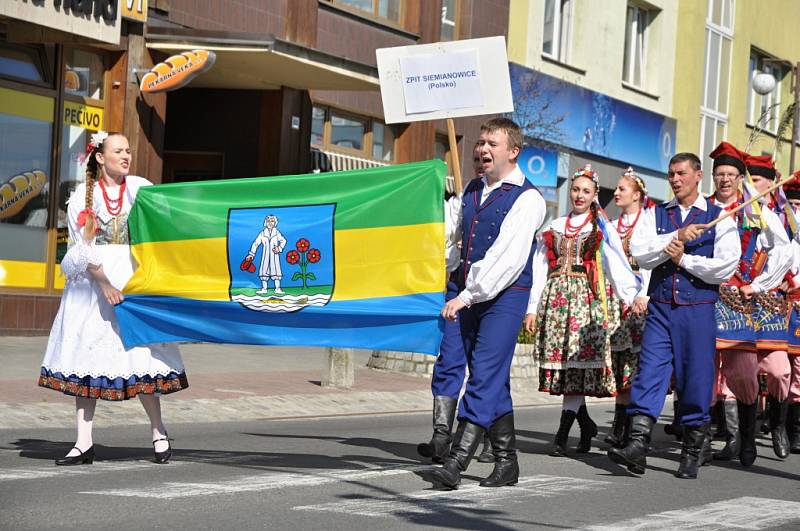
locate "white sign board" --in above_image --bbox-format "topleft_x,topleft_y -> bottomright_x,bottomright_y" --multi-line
400,49 -> 482,114
0,0 -> 122,45
376,36 -> 513,124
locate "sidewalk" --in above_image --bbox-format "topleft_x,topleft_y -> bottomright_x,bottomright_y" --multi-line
0,337 -> 579,429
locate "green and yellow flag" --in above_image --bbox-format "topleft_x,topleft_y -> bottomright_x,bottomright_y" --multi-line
116,160 -> 447,354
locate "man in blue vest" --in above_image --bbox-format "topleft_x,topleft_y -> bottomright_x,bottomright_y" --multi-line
418,144 -> 494,465
432,118 -> 546,489
608,152 -> 740,479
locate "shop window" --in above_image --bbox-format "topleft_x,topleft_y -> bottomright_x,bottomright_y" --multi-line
330,112 -> 366,150
372,121 -> 395,161
542,0 -> 573,63
333,0 -> 402,23
441,0 -> 459,42
0,87 -> 54,289
311,106 -> 325,146
0,43 -> 47,83
312,105 -> 394,162
56,48 -> 107,276
64,48 -> 106,100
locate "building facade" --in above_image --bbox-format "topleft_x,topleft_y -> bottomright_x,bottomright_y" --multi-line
507,0 -> 679,221
673,0 -> 800,195
0,0 -> 509,335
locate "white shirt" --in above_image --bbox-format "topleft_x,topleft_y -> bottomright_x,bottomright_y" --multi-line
445,165 -> 547,305
630,194 -> 741,286
611,211 -> 652,300
527,211 -> 641,314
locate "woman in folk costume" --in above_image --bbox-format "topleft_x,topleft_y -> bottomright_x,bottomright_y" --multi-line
605,167 -> 652,448
710,144 -> 791,465
39,132 -> 188,465
783,171 -> 800,454
718,153 -> 793,465
524,165 -> 639,456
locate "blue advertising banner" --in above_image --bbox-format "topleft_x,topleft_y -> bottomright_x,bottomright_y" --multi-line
518,145 -> 558,187
509,63 -> 676,173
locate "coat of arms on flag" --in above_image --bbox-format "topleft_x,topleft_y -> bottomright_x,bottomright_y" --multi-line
229,204 -> 335,313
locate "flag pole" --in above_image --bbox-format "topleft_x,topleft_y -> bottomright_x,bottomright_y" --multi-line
704,172 -> 797,230
446,118 -> 463,194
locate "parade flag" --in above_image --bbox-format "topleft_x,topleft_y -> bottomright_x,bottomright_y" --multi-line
741,175 -> 766,229
115,160 -> 447,354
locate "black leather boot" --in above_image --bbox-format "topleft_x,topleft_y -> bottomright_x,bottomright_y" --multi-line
477,433 -> 494,463
550,409 -> 576,457
607,414 -> 653,474
738,401 -> 757,467
699,427 -> 713,467
576,405 -> 598,453
431,420 -> 484,489
604,404 -> 628,448
479,413 -> 518,487
713,400 -> 740,461
417,396 -> 457,463
664,398 -> 683,441
712,401 -> 729,439
675,424 -> 709,479
788,403 -> 800,454
767,396 -> 790,458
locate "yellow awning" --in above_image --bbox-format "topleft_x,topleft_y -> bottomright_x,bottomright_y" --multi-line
146,41 -> 380,92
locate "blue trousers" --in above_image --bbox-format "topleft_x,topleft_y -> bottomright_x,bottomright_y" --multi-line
458,287 -> 529,430
628,300 -> 716,427
431,281 -> 467,399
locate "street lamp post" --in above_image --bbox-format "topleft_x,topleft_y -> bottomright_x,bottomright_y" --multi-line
752,60 -> 800,173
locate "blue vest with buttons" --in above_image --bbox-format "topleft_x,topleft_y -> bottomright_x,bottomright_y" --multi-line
456,177 -> 537,292
648,198 -> 721,305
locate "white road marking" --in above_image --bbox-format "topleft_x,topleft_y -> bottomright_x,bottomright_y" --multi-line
293,475 -> 611,518
0,460 -> 184,481
80,463 -> 432,499
213,388 -> 256,395
577,497 -> 800,531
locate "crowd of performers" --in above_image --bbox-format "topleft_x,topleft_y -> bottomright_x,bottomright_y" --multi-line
419,117 -> 800,489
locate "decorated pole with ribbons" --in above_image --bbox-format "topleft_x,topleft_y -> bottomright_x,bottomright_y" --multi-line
703,172 -> 799,231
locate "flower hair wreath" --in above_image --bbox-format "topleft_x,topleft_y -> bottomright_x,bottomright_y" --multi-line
90,130 -> 108,148
572,164 -> 599,187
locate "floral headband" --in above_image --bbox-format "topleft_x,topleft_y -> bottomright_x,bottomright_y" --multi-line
622,166 -> 648,196
85,130 -> 109,157
572,164 -> 599,186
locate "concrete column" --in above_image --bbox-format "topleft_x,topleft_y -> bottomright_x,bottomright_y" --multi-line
321,347 -> 355,388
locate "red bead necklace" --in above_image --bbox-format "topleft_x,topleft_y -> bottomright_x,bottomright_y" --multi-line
616,208 -> 642,239
99,178 -> 126,216
564,212 -> 592,237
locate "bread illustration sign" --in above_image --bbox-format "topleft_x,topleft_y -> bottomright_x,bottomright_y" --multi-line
0,170 -> 47,220
139,50 -> 216,93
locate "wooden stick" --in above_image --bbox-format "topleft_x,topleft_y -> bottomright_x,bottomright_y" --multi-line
704,172 -> 797,229
446,118 -> 463,194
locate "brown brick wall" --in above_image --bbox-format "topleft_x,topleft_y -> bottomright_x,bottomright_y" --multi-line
0,295 -> 60,336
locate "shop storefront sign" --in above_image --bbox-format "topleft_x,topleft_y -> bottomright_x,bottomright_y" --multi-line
0,170 -> 47,220
139,50 -> 216,93
509,63 -> 676,173
0,0 -> 121,45
518,146 -> 558,188
121,0 -> 148,22
63,100 -> 104,130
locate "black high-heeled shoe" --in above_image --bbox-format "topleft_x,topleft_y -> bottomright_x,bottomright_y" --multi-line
55,446 -> 95,466
153,437 -> 173,464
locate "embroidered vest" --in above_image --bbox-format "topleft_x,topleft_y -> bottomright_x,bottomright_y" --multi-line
455,177 -> 537,292
648,199 -> 721,305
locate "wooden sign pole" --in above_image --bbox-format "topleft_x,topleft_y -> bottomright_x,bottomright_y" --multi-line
446,118 -> 463,194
